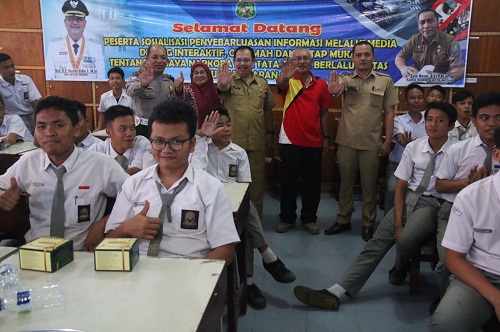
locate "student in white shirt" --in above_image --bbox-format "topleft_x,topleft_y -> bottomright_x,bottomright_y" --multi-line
429,126 -> 500,331
448,89 -> 477,140
293,102 -> 457,310
0,95 -> 33,143
432,92 -> 500,308
0,53 -> 41,134
0,96 -> 128,250
90,105 -> 149,175
426,85 -> 446,104
105,99 -> 239,265
385,83 -> 427,213
96,67 -> 132,131
73,100 -> 101,150
192,106 -> 295,309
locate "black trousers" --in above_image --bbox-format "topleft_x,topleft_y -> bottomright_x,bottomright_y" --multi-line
279,143 -> 323,224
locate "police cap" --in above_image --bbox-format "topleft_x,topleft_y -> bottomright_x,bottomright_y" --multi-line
62,0 -> 89,17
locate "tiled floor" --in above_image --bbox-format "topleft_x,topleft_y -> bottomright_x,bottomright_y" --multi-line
235,192 -> 437,332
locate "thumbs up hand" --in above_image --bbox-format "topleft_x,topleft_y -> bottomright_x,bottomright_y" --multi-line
123,200 -> 161,240
0,177 -> 21,211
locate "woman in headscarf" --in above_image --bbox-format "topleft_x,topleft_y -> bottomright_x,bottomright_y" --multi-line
189,62 -> 221,128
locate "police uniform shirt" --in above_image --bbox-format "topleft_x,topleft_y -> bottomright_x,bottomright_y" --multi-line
448,120 -> 477,141
105,164 -> 240,258
46,35 -> 105,80
191,136 -> 251,183
0,114 -> 34,142
98,90 -> 133,113
90,135 -> 149,170
0,74 -> 41,116
335,70 -> 399,150
394,136 -> 456,197
442,172 -> 500,276
0,148 -> 128,249
126,73 -> 198,121
389,111 -> 427,164
77,131 -> 102,151
436,135 -> 498,202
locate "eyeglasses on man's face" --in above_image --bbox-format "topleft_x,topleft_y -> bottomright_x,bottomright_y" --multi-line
150,138 -> 191,152
292,56 -> 311,62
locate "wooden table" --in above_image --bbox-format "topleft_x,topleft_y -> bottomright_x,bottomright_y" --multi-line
224,182 -> 250,332
0,251 -> 226,332
0,141 -> 38,175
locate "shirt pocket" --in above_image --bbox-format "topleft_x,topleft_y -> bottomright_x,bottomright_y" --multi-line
370,89 -> 385,109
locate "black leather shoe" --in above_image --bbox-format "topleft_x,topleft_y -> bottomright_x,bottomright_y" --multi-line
294,286 -> 340,310
263,258 -> 296,283
361,226 -> 374,242
247,284 -> 266,309
324,222 -> 351,235
389,267 -> 407,285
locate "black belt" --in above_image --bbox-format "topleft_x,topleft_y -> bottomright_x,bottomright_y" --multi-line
422,195 -> 450,205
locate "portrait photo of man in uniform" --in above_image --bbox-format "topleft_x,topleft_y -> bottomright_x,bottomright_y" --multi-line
45,0 -> 105,81
395,8 -> 465,85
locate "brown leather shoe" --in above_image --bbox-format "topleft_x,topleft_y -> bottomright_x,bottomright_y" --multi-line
324,222 -> 351,235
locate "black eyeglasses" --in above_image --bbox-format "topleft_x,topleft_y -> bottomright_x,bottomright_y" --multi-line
150,138 -> 191,151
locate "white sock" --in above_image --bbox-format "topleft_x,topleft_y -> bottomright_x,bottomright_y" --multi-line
247,277 -> 254,285
327,284 -> 347,298
261,247 -> 278,263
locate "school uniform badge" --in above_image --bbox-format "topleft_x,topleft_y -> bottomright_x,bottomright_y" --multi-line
77,204 -> 90,222
181,210 -> 199,229
229,164 -> 238,177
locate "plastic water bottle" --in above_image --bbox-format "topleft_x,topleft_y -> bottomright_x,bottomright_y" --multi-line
0,264 -> 23,295
0,284 -> 66,313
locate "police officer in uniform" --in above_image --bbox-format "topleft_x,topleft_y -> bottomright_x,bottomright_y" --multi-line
46,0 -> 105,80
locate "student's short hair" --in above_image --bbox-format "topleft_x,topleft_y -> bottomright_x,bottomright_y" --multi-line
72,100 -> 87,119
428,85 -> 446,99
35,96 -> 79,126
107,66 -> 125,79
472,92 -> 500,118
204,106 -> 230,121
352,41 -> 374,56
104,105 -> 135,126
146,45 -> 167,58
0,53 -> 12,65
234,46 -> 255,60
150,99 -> 197,138
495,126 -> 500,148
418,8 -> 439,22
405,83 -> 424,99
425,102 -> 457,125
452,89 -> 474,104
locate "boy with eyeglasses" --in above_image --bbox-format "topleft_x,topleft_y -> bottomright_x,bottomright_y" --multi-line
105,99 -> 239,264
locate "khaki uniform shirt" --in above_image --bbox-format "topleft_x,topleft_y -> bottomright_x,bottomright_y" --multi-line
397,30 -> 464,74
219,73 -> 275,151
336,70 -> 399,151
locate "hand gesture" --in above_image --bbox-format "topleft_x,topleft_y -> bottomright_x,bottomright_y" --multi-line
279,57 -> 298,80
199,111 -> 223,137
0,177 -> 20,211
327,71 -> 344,96
138,60 -> 154,88
217,61 -> 235,89
174,71 -> 184,94
467,164 -> 487,185
397,131 -> 414,147
123,200 -> 161,240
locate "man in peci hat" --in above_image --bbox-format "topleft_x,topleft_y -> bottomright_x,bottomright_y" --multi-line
46,0 -> 105,80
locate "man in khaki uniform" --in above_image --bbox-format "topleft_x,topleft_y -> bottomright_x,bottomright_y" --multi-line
217,46 -> 276,218
326,41 -> 399,241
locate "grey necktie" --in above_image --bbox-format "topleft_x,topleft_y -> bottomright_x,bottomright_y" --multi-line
115,154 -> 128,171
404,152 -> 438,222
50,166 -> 67,238
482,144 -> 493,176
456,127 -> 466,140
73,43 -> 79,55
147,178 -> 189,257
